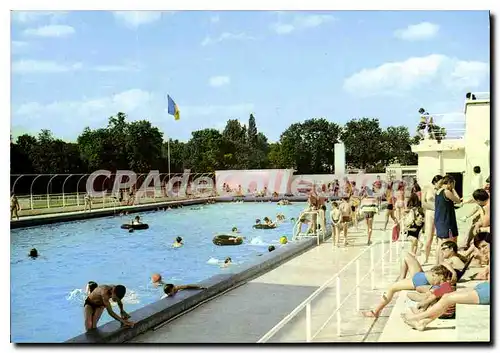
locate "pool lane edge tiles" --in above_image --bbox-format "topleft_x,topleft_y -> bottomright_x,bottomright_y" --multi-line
65,237 -> 317,344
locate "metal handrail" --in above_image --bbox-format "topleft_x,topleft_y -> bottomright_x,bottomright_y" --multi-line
258,234 -> 404,343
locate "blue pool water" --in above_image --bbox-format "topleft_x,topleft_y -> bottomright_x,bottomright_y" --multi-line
10,202 -> 306,343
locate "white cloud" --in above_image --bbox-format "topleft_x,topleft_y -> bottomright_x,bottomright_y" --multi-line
343,54 -> 489,96
209,75 -> 230,87
24,25 -> 75,38
394,22 -> 440,41
15,89 -> 152,122
113,11 -> 163,28
12,89 -> 254,141
13,89 -> 155,141
201,32 -> 255,46
210,15 -> 220,23
11,11 -> 66,24
271,14 -> 335,35
12,60 -> 83,74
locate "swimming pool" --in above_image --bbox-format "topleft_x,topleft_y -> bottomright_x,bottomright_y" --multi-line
10,201 -> 307,343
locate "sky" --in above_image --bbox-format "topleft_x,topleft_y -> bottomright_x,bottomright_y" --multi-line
10,10 -> 490,143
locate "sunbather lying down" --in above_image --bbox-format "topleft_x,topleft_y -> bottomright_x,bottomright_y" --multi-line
362,264 -> 453,318
402,232 -> 490,331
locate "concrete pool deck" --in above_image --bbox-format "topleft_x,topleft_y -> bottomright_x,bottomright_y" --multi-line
129,214 -> 402,343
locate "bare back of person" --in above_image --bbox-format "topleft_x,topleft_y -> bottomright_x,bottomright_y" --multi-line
340,201 -> 351,218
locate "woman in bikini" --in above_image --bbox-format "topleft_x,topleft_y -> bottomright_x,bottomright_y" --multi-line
421,175 -> 443,264
384,182 -> 397,231
395,182 -> 406,221
363,264 -> 452,318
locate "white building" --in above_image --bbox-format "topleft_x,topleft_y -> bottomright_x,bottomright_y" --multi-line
411,92 -> 490,198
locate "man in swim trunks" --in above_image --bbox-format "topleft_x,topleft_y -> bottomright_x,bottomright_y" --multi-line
83,284 -> 134,331
339,197 -> 352,246
10,193 -> 20,220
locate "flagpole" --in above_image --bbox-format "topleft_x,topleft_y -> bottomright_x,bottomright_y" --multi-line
167,137 -> 171,179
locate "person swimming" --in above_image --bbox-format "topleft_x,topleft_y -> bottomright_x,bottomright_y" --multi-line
279,236 -> 288,245
255,219 -> 261,225
232,227 -> 239,233
268,245 -> 276,252
173,237 -> 183,248
263,217 -> 276,227
221,257 -> 232,268
28,248 -> 38,259
161,283 -> 207,299
151,273 -> 165,287
132,216 -> 142,225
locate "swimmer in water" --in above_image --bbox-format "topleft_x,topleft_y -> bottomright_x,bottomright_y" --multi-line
132,216 -> 142,225
161,283 -> 207,298
255,218 -> 261,225
28,248 -> 38,259
83,284 -> 134,331
173,237 -> 183,248
232,227 -> 239,233
151,273 -> 165,287
222,257 -> 232,268
257,245 -> 276,256
263,217 -> 276,227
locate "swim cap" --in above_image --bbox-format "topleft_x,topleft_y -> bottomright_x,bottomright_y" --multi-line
151,273 -> 162,283
279,236 -> 288,244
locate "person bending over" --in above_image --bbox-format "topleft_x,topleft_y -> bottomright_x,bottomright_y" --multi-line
83,284 -> 134,331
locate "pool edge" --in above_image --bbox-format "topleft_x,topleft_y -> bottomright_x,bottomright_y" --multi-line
64,237 -> 317,344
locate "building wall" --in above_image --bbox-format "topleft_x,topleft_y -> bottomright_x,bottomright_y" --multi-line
416,150 -> 466,186
463,101 -> 490,197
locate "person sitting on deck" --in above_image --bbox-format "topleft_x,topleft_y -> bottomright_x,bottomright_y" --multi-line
362,265 -> 452,318
161,283 -> 207,298
401,232 -> 491,331
83,284 -> 134,331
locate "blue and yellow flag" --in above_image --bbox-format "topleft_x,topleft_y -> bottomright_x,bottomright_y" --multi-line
167,95 -> 180,121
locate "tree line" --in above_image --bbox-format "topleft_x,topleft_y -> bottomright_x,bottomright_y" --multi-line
10,112 -> 420,194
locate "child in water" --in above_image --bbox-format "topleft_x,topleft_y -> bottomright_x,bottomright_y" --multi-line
83,284 -> 134,331
161,283 -> 207,299
221,257 -> 232,268
132,216 -> 142,225
173,237 -> 183,248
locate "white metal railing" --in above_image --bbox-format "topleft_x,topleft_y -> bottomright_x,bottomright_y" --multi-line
293,210 -> 327,245
258,233 -> 406,343
417,112 -> 466,140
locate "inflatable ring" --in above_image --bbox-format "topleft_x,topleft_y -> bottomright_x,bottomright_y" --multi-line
253,224 -> 276,229
121,223 -> 149,230
213,234 -> 243,246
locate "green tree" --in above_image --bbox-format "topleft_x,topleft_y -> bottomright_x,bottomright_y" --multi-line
278,118 -> 341,173
184,129 -> 225,172
341,118 -> 384,171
